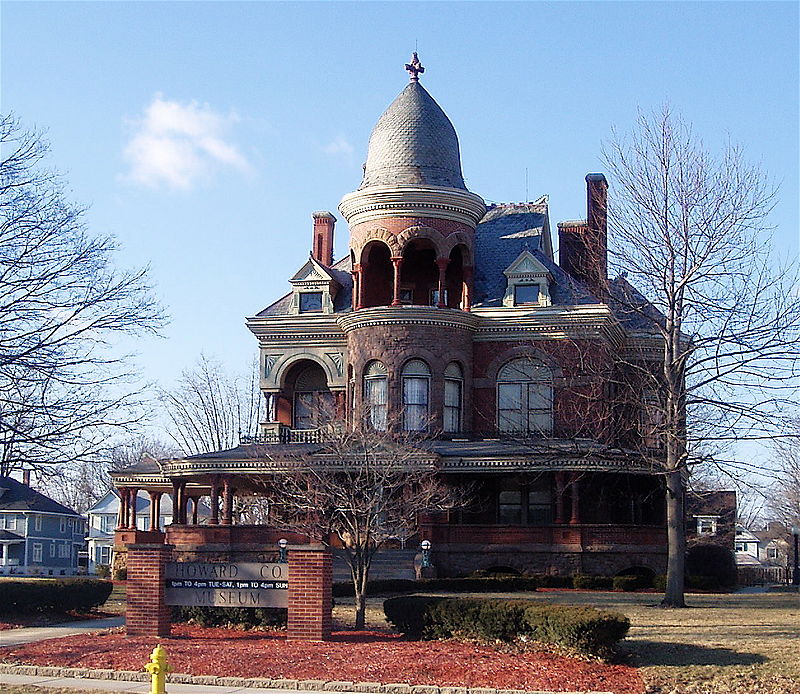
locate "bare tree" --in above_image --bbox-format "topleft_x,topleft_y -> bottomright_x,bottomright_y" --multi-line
159,355 -> 262,455
0,114 -> 165,478
767,422 -> 800,532
602,106 -> 800,607
259,414 -> 467,629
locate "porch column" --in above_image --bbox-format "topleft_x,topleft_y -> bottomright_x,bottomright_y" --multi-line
354,263 -> 365,309
209,475 -> 220,525
265,393 -> 277,422
153,492 -> 162,531
116,488 -> 127,529
462,266 -> 473,311
171,481 -> 181,525
190,497 -> 199,525
569,473 -> 581,525
390,257 -> 404,306
435,258 -> 449,308
148,492 -> 159,532
1,543 -> 7,567
554,472 -> 567,524
221,476 -> 234,526
128,488 -> 139,529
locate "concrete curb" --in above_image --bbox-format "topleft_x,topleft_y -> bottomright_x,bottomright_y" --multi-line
0,664 -> 613,694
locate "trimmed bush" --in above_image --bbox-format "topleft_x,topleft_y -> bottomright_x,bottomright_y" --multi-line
172,606 -> 287,629
333,575 -> 540,598
0,579 -> 113,614
95,564 -> 111,579
383,596 -> 630,657
112,568 -> 127,581
572,574 -> 614,590
533,574 -> 573,589
612,575 -> 640,592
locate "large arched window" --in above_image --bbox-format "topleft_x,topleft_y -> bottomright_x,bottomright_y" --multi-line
293,362 -> 334,430
497,358 -> 553,434
363,361 -> 388,431
443,362 -> 463,433
402,359 -> 431,431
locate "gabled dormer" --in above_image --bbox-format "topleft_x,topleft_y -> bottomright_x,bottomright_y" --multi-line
288,256 -> 341,315
502,250 -> 552,307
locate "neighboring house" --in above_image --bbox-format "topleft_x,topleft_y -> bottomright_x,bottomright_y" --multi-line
111,56 -> 676,579
86,488 -> 210,574
0,476 -> 85,577
735,521 -> 792,584
734,524 -> 761,564
685,490 -> 737,551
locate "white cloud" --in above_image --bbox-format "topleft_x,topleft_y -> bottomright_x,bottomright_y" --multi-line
123,94 -> 251,190
322,135 -> 354,160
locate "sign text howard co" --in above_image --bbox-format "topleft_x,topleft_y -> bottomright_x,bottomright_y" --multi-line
164,562 -> 288,608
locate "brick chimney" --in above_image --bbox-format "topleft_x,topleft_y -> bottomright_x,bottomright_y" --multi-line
558,173 -> 608,303
312,211 -> 336,267
22,470 -> 30,486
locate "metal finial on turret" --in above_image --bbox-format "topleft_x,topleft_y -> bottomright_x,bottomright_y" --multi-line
405,52 -> 424,82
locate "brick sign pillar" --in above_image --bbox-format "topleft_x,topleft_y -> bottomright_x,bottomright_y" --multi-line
126,543 -> 173,638
287,544 -> 332,641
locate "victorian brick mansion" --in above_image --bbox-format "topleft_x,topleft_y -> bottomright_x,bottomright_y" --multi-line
114,55 -> 667,578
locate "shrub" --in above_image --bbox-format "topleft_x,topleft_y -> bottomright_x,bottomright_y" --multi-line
686,544 -> 737,589
522,604 -> 630,658
113,568 -> 127,581
333,575 -> 539,598
383,596 -> 629,657
172,606 -> 287,629
0,579 -> 113,614
612,576 -> 640,592
95,564 -> 111,579
572,574 -> 613,590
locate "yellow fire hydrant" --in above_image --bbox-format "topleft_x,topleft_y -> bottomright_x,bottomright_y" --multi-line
144,644 -> 172,694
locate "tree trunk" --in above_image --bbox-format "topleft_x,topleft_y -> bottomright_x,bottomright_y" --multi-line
662,468 -> 686,607
354,588 -> 367,629
352,555 -> 369,629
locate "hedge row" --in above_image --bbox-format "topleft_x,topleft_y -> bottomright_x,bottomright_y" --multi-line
172,606 -> 287,628
333,572 -> 653,597
0,579 -> 113,614
383,596 -> 629,658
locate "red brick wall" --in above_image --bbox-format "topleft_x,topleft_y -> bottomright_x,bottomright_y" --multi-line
348,322 -> 473,432
126,544 -> 172,638
287,547 -> 332,641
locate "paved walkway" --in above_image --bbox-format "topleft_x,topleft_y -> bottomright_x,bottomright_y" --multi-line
0,616 -> 125,648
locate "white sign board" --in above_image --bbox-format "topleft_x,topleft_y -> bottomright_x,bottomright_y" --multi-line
164,562 -> 288,608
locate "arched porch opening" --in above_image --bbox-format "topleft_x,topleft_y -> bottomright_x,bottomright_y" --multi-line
400,238 -> 438,305
360,241 -> 392,307
282,360 -> 334,430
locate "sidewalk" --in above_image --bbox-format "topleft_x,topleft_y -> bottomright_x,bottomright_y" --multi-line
0,616 -> 125,648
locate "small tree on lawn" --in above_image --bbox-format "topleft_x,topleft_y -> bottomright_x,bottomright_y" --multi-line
602,106 -> 800,607
259,413 -> 465,629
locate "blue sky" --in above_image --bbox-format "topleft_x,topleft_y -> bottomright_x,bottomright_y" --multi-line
2,1 -> 798,415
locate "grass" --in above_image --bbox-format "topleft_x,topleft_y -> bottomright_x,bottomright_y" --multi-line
336,589 -> 800,694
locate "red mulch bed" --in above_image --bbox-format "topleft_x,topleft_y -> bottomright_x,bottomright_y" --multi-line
0,625 -> 645,693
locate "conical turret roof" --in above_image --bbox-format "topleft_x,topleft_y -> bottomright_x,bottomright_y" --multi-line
360,80 -> 466,190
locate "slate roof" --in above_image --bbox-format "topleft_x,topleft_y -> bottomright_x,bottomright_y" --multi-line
0,529 -> 24,543
360,81 -> 466,190
607,276 -> 665,333
256,255 -> 353,317
0,476 -> 80,516
473,204 -> 598,307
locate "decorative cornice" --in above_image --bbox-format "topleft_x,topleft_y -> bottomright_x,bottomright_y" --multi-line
246,314 -> 346,344
339,185 -> 486,228
337,306 -> 480,334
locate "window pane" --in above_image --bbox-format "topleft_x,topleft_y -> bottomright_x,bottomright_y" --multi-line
498,383 -> 523,410
299,292 -> 323,312
514,284 -> 539,305
527,384 -> 551,410
499,410 -> 524,431
403,377 -> 429,406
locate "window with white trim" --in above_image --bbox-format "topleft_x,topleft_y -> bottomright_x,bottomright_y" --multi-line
443,362 -> 463,434
767,546 -> 778,560
32,543 -> 43,563
696,516 -> 718,535
59,518 -> 66,533
402,359 -> 431,432
34,515 -> 42,532
96,545 -> 111,565
58,544 -> 69,558
50,543 -> 56,557
7,516 -> 15,530
363,361 -> 388,431
497,359 -> 553,434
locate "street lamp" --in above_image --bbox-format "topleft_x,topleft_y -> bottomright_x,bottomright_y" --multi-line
278,538 -> 288,564
420,539 -> 432,569
791,526 -> 799,587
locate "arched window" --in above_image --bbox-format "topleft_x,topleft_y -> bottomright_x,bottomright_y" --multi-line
293,362 -> 333,430
497,358 -> 553,434
402,359 -> 431,431
363,361 -> 388,431
443,362 -> 463,433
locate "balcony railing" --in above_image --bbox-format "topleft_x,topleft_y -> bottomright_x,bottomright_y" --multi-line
0,558 -> 20,566
242,426 -> 326,445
